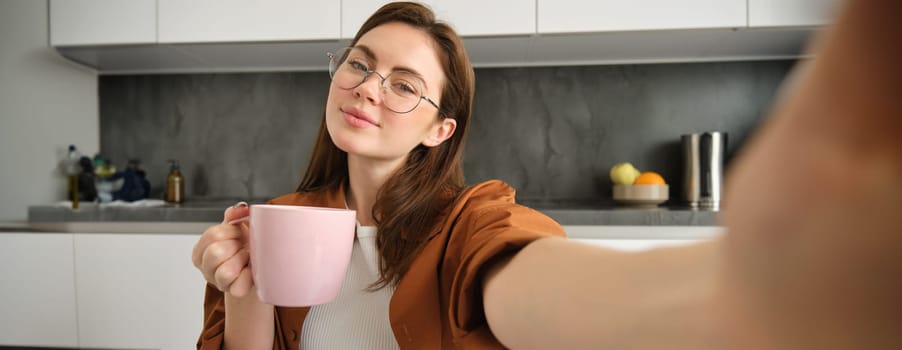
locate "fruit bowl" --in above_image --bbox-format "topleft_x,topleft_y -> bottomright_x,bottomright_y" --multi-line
613,184 -> 669,207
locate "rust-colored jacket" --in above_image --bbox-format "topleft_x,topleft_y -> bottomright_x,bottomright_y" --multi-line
197,180 -> 566,349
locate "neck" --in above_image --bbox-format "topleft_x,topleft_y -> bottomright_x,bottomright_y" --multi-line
346,154 -> 407,226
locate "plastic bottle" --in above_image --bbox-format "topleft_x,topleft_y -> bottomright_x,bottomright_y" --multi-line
165,160 -> 184,204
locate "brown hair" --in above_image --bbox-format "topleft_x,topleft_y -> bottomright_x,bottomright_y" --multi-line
296,2 -> 475,289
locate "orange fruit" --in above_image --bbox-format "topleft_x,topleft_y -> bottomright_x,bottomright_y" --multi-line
634,171 -> 666,185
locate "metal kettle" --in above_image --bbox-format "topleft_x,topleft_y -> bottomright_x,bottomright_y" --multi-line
681,132 -> 727,210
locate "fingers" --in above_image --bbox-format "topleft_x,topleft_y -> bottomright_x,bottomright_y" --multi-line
223,201 -> 250,224
191,201 -> 255,294
192,202 -> 250,269
212,247 -> 250,293
228,266 -> 255,298
201,238 -> 240,276
192,223 -> 244,269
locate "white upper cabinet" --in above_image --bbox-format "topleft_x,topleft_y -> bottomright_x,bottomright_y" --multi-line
341,0 -> 535,39
157,0 -> 340,43
50,0 -> 156,46
50,0 -> 836,72
538,0 -> 746,34
748,0 -> 843,27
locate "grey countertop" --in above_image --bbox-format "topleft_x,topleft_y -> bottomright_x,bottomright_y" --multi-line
28,198 -> 720,227
28,199 -> 262,224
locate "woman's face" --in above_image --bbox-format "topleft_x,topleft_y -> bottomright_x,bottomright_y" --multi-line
325,22 -> 455,163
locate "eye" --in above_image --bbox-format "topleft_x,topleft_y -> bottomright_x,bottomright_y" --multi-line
393,81 -> 416,95
347,58 -> 369,72
389,74 -> 422,97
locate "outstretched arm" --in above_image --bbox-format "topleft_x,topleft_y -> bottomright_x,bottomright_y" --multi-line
484,0 -> 902,348
718,0 -> 902,347
485,236 -> 726,349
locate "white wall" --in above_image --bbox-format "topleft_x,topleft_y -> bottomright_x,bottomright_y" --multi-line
0,0 -> 98,222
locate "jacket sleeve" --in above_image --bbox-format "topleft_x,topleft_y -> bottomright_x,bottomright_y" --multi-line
446,200 -> 567,344
197,283 -> 227,349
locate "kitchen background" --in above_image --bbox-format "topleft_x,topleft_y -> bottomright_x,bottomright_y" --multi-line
1,0 -> 834,221
100,60 -> 793,206
0,0 -> 98,222
0,1 -> 843,349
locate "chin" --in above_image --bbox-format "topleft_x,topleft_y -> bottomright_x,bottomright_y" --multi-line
326,126 -> 354,154
324,119 -> 362,154
332,137 -> 360,155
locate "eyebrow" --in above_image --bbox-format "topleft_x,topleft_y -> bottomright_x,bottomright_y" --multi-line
353,44 -> 430,90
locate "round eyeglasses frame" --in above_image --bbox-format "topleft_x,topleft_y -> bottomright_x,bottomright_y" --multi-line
328,48 -> 441,114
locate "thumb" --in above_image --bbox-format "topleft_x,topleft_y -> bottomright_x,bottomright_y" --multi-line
223,201 -> 250,224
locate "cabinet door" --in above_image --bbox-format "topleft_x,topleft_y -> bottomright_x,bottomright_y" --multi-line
0,233 -> 78,348
749,0 -> 842,27
50,0 -> 156,46
538,0 -> 746,34
74,233 -> 205,350
564,225 -> 725,240
341,0 -> 535,39
158,0 -> 340,43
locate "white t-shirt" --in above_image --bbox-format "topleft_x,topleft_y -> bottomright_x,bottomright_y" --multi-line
300,222 -> 399,349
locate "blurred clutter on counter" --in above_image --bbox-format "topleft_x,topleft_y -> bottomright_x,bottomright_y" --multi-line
165,159 -> 184,204
59,144 -> 93,209
103,158 -> 152,202
51,198 -> 166,208
58,144 -> 154,209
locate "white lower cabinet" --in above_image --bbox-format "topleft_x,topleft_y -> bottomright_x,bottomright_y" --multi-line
573,237 -> 705,251
73,233 -> 205,350
0,233 -> 79,348
2,227 -> 717,348
566,225 -> 724,251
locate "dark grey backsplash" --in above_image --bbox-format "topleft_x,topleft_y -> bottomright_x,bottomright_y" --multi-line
100,60 -> 794,205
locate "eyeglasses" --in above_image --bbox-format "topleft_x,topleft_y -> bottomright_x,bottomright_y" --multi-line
328,47 -> 440,114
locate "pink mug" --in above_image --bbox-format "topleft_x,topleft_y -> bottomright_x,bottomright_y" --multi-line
246,204 -> 356,306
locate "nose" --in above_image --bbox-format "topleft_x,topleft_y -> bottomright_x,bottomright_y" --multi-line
353,72 -> 385,105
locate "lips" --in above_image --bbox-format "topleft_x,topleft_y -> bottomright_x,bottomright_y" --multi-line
340,107 -> 380,128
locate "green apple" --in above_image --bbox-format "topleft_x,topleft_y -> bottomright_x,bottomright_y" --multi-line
610,162 -> 641,185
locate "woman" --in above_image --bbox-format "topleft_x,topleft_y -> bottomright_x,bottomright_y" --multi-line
195,0 -> 902,349
194,2 -> 564,349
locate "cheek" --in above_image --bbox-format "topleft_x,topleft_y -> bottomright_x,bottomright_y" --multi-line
409,111 -> 442,135
384,114 -> 439,145
324,87 -> 345,146
324,85 -> 347,127
325,84 -> 340,112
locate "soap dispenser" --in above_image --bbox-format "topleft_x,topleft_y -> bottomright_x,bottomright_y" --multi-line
165,160 -> 184,203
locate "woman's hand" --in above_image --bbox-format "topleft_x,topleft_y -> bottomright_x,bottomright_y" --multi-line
195,202 -> 276,349
192,202 -> 255,297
